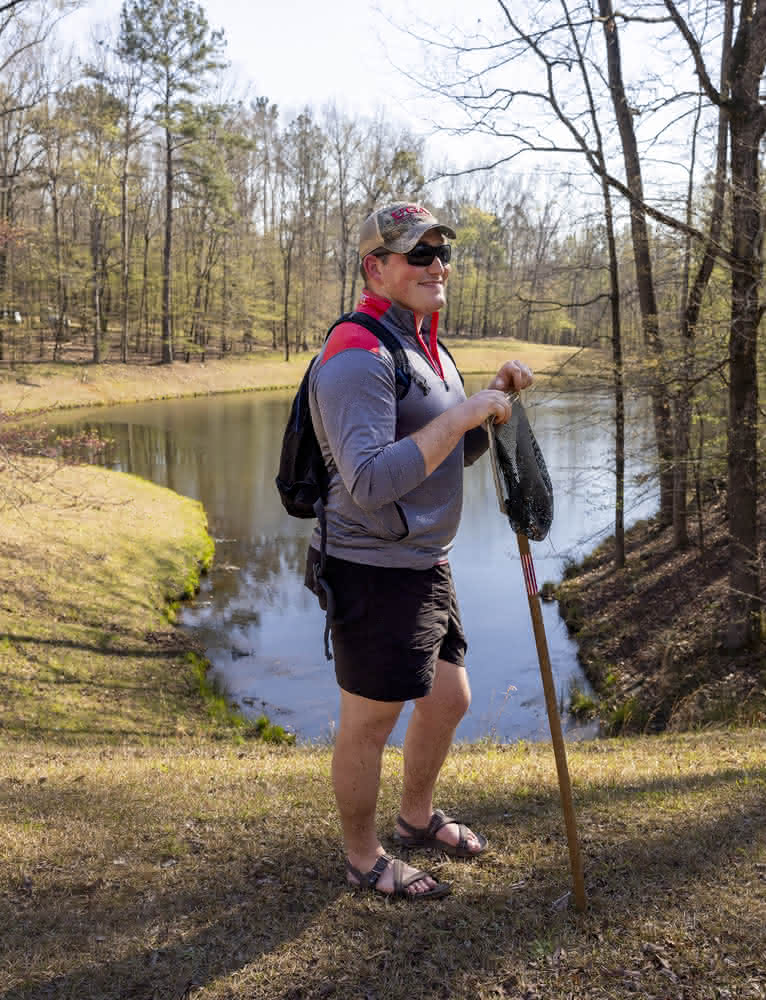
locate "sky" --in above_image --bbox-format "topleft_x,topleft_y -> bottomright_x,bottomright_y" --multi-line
57,0 -> 494,171
54,0 -> 697,202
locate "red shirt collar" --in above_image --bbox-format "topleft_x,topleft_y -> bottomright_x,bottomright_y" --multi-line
357,290 -> 443,379
357,290 -> 440,339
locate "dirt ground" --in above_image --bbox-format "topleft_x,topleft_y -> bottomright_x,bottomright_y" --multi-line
556,494 -> 766,733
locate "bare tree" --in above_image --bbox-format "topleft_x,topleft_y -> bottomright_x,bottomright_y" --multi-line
324,103 -> 364,317
663,0 -> 765,648
409,0 -> 762,648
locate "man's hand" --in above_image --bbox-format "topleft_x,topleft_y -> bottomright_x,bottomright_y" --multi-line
488,360 -> 534,394
463,389 -> 513,429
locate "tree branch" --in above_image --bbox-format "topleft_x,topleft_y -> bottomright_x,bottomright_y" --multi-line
0,0 -> 31,13
663,0 -> 725,107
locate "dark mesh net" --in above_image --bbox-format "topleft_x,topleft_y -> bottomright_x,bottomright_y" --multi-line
487,395 -> 554,541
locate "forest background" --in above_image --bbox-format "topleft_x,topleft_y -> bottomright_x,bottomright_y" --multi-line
0,0 -> 763,662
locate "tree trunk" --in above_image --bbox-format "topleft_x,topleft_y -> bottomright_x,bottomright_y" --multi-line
51,178 -> 67,363
726,117 -> 762,649
120,154 -> 130,364
674,3 -> 732,550
282,245 -> 292,362
91,212 -> 103,363
599,0 -> 674,528
481,251 -> 492,338
161,124 -> 173,364
221,232 -> 229,356
140,224 -> 151,356
601,180 -> 626,569
721,0 -> 765,650
0,188 -> 7,363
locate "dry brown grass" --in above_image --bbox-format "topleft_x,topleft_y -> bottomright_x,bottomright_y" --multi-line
557,497 -> 766,734
1,733 -> 765,1000
0,339 -> 588,416
2,352 -> 765,1000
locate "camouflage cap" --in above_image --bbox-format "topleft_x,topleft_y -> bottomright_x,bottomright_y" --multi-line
358,202 -> 456,258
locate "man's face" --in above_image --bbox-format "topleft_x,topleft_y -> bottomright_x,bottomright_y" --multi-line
368,229 -> 450,319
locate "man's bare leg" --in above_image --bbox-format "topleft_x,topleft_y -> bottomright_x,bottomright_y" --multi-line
397,659 -> 483,852
333,688 -> 440,895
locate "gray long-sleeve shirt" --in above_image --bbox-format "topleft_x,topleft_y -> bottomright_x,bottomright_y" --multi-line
308,290 -> 487,569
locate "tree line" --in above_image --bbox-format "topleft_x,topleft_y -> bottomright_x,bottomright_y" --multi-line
0,0 -> 715,367
0,0 -> 762,651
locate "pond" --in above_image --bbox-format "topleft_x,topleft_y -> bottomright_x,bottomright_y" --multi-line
54,379 -> 657,744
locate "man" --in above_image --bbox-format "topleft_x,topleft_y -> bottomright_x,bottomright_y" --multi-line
305,202 -> 533,900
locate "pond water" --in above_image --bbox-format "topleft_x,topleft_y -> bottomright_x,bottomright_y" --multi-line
54,379 -> 657,744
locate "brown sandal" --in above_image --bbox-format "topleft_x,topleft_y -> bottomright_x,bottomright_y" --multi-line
393,809 -> 488,858
345,852 -> 451,900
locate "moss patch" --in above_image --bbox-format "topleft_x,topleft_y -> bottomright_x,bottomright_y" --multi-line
0,457 -> 224,742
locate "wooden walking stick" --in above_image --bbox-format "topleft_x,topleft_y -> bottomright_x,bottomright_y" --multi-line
487,398 -> 587,912
517,532 -> 587,911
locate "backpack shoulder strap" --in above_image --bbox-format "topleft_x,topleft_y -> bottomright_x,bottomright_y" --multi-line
324,311 -> 428,400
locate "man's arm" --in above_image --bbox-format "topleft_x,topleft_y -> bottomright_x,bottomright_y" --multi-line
411,359 -> 534,477
410,390 -> 512,478
312,347 -> 426,511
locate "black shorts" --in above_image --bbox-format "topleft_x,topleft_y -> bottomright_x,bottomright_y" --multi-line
304,547 -> 467,702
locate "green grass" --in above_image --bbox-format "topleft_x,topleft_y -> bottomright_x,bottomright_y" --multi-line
0,457 -> 229,742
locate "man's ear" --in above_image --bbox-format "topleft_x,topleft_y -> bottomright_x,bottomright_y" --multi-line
363,254 -> 384,284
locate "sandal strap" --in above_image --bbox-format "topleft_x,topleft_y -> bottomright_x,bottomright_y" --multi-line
395,813 -> 422,838
346,852 -> 392,890
392,858 -> 431,893
397,809 -> 459,841
366,853 -> 392,889
426,809 -> 458,838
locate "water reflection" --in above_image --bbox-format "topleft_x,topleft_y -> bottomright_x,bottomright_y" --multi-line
53,381 -> 658,743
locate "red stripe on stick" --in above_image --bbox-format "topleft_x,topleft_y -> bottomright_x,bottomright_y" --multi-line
521,550 -> 538,597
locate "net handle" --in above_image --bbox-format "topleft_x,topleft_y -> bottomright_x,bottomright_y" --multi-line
486,392 -> 587,911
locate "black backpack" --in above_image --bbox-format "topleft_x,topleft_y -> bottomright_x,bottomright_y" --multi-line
275,311 -> 423,520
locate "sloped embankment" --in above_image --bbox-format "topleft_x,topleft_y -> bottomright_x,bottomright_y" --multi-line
0,457 -> 215,741
556,496 -> 765,732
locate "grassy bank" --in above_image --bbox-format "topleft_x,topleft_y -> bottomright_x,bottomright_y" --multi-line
0,338 -> 584,415
0,457 -> 222,743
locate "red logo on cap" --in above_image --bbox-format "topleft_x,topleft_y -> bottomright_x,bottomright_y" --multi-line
390,205 -> 428,221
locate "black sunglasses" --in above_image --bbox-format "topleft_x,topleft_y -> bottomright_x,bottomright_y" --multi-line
405,243 -> 452,267
372,243 -> 452,267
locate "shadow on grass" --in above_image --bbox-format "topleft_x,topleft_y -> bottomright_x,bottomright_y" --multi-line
2,756 -> 765,999
0,632 -> 187,656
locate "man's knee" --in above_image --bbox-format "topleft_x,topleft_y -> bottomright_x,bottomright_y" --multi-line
337,690 -> 403,747
439,685 -> 471,723
418,670 -> 471,724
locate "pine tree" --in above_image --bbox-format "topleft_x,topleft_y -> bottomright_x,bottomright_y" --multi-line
117,0 -> 226,363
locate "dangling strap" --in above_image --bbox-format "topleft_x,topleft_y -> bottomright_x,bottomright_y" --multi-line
312,496 -> 335,660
